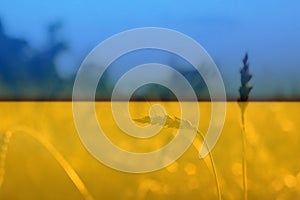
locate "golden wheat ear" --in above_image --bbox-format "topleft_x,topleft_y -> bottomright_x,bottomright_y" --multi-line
133,116 -> 151,123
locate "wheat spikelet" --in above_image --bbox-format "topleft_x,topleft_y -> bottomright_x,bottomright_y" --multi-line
238,52 -> 252,200
239,52 -> 252,102
134,113 -> 222,200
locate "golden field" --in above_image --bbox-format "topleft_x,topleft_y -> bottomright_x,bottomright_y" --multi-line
0,102 -> 300,200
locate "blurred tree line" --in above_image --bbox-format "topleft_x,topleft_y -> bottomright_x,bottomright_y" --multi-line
0,18 -> 208,101
0,19 -> 73,100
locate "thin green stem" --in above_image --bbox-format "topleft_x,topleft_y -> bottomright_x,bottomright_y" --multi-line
240,104 -> 248,200
196,130 -> 222,200
0,131 -> 12,189
242,116 -> 248,200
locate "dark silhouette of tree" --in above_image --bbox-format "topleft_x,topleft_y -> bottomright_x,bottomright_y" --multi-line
0,18 -> 70,99
0,19 -> 29,90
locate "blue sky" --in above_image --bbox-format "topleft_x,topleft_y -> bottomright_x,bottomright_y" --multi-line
1,0 -> 300,99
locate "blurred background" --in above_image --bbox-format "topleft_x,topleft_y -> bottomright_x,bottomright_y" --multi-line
1,2 -> 300,199
0,0 -> 299,100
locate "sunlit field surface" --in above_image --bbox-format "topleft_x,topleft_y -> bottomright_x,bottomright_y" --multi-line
0,102 -> 300,200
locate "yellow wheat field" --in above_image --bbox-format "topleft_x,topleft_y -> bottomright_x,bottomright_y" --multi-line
0,102 -> 300,199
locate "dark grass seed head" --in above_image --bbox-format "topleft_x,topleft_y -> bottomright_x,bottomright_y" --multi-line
239,53 -> 252,101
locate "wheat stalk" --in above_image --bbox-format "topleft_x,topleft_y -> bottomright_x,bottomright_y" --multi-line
134,112 -> 222,200
195,129 -> 222,199
238,52 -> 252,200
0,131 -> 12,189
0,126 -> 94,200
